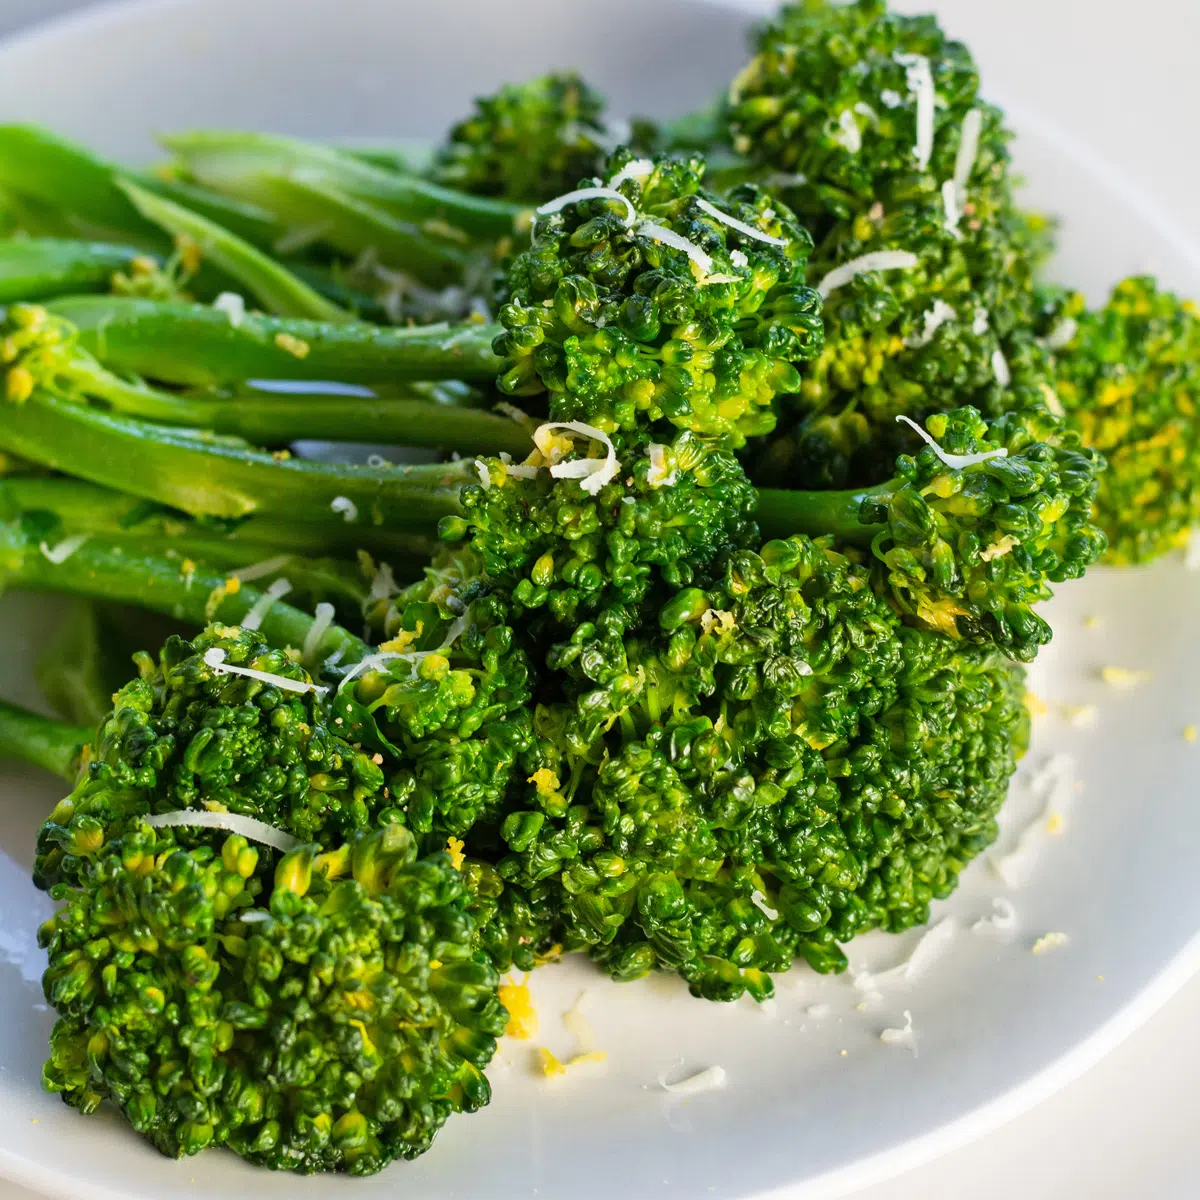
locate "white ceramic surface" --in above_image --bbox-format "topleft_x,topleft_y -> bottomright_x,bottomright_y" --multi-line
0,3 -> 1197,1199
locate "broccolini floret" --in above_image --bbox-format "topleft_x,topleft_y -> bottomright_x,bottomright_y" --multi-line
1041,276 -> 1200,564
40,823 -> 506,1174
433,72 -> 613,204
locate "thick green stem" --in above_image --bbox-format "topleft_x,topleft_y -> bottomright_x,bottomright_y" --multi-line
0,699 -> 89,780
6,537 -> 369,666
752,484 -> 892,544
47,295 -> 502,388
0,238 -> 145,303
161,130 -> 528,241
0,391 -> 470,524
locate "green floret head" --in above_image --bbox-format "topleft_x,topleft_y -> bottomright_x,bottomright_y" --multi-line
487,534 -> 1026,1001
433,72 -> 612,204
494,149 -> 823,445
444,426 -> 759,629
725,0 -> 1055,487
1043,276 -> 1200,564
33,625 -> 390,889
857,406 -> 1107,659
39,823 -> 506,1174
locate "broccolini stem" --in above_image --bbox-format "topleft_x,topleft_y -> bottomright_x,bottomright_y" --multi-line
0,238 -> 147,303
47,295 -> 502,388
0,475 -> 437,560
0,391 -> 470,524
754,483 -> 893,543
160,129 -> 529,240
0,699 -> 90,780
8,537 -> 369,665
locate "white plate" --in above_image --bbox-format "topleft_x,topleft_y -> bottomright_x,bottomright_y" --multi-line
0,2 -> 1198,1198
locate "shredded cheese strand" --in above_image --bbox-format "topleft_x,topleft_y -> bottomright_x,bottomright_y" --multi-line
941,179 -> 962,239
330,496 -> 358,523
241,578 -> 292,632
992,347 -> 1012,387
895,415 -> 1008,469
230,555 -> 293,583
302,602 -> 336,665
144,809 -> 301,853
1044,317 -> 1079,350
38,535 -> 89,565
533,421 -> 620,495
895,52 -> 935,171
953,109 -> 984,196
905,300 -> 956,348
816,250 -> 919,298
694,197 -> 787,247
534,187 -> 636,229
608,159 -> 655,188
337,610 -> 470,691
203,647 -> 327,695
634,219 -> 713,275
659,1066 -> 727,1095
213,291 -> 246,328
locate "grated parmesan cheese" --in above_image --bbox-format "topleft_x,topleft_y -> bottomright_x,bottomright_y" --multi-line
38,535 -> 89,565
894,52 -> 935,171
816,250 -> 920,298
367,560 -> 397,603
533,421 -> 620,495
144,808 -> 301,853
895,414 -> 1008,469
880,88 -> 904,109
533,186 -> 636,233
953,109 -> 983,197
694,197 -> 788,247
330,496 -> 358,523
941,178 -> 962,239
1031,931 -> 1069,956
730,249 -> 749,268
973,307 -> 990,336
972,897 -> 1018,937
634,219 -> 713,276
336,610 -> 471,691
645,443 -> 678,488
659,1066 -> 727,1096
230,555 -> 293,583
302,602 -> 336,665
241,577 -> 292,632
608,159 -> 655,188
213,291 -> 246,327
203,647 -> 327,695
905,300 -> 956,348
852,917 -> 958,1001
474,459 -> 492,490
880,1010 -> 917,1055
991,348 -> 1011,387
834,108 -> 862,154
750,890 -> 779,920
1043,318 -> 1079,351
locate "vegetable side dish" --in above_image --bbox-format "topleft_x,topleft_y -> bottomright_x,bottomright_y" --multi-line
0,0 -> 1191,1177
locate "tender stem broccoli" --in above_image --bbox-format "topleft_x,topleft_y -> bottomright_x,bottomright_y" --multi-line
1040,276 -> 1200,564
0,238 -> 151,303
494,149 -> 824,445
433,72 -> 615,204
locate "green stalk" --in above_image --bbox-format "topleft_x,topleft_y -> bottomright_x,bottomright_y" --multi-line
0,475 -> 437,561
6,536 -> 368,666
0,699 -> 89,780
0,390 -> 470,524
754,484 -> 891,544
243,173 -> 470,286
161,130 -> 529,241
46,295 -> 501,388
0,238 -> 146,303
117,179 -> 353,323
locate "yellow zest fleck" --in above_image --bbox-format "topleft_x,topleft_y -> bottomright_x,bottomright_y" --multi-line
175,234 -> 202,274
224,576 -> 241,595
5,365 -> 34,404
1060,703 -> 1098,728
1184,725 -> 1198,744
1100,666 -> 1152,688
538,1047 -> 567,1078
499,976 -> 538,1039
1023,692 -> 1049,719
379,624 -> 422,654
980,534 -> 1020,562
429,960 -> 442,970
446,836 -> 465,871
180,558 -> 197,580
204,582 -> 229,621
915,594 -> 968,639
1031,931 -> 1069,955
1082,615 -> 1102,630
274,332 -> 311,359
571,1050 -> 607,1066
1046,812 -> 1066,835
533,943 -> 563,966
527,767 -> 561,797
